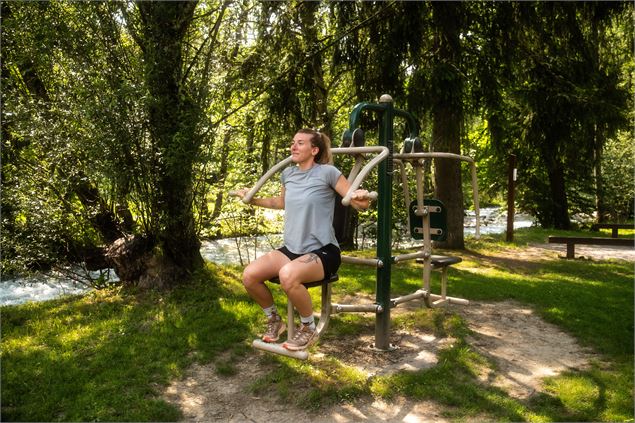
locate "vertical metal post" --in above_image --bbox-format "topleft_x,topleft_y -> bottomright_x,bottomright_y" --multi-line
374,94 -> 394,351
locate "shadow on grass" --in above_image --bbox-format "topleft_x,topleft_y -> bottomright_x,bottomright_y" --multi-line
1,264 -> 254,422
447,259 -> 633,358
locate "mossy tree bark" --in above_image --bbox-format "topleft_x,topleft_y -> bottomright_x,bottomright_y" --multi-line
121,1 -> 204,288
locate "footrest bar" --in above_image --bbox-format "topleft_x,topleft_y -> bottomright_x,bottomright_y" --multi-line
391,290 -> 469,308
391,289 -> 428,306
252,340 -> 309,360
428,293 -> 469,306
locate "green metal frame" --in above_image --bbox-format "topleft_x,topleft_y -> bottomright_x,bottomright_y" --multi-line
347,95 -> 420,351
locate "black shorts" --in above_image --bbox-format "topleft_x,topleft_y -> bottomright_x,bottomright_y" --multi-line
277,243 -> 342,278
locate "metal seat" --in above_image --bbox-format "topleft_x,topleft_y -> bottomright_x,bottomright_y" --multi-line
268,273 -> 339,287
416,255 -> 463,307
429,255 -> 462,268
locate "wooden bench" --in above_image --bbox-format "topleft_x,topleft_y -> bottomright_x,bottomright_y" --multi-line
548,236 -> 634,259
590,223 -> 633,238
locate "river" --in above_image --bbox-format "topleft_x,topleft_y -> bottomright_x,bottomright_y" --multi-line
1,207 -> 534,306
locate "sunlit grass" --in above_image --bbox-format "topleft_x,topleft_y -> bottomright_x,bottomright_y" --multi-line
2,228 -> 633,421
595,227 -> 634,238
531,360 -> 634,422
545,374 -> 600,415
1,265 -> 256,421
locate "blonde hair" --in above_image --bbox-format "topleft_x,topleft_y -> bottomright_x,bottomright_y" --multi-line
297,128 -> 332,164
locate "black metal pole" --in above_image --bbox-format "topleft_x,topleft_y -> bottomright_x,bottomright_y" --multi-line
374,94 -> 394,351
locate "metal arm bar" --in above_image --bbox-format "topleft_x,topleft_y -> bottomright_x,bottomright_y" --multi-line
393,152 -> 480,239
240,156 -> 293,204
239,146 -> 388,207
394,160 -> 412,230
347,154 -> 365,184
332,147 -> 389,206
341,255 -> 383,268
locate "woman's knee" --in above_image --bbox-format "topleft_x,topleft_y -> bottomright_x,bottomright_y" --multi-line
242,265 -> 264,289
277,265 -> 299,292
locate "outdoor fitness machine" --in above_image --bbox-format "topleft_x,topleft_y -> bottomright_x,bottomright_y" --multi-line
232,94 -> 480,359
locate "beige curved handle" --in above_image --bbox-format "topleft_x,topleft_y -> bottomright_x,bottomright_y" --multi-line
237,156 -> 294,204
336,146 -> 389,206
232,146 -> 388,208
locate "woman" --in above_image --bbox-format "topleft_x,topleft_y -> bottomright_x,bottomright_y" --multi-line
235,128 -> 370,351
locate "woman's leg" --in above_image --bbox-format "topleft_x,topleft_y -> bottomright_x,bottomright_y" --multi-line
277,253 -> 324,317
242,250 -> 290,308
278,253 -> 325,350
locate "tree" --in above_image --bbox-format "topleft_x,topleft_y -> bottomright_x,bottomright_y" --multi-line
3,0 -> 632,282
2,1 -> 133,274
117,1 -> 204,287
462,2 -> 631,229
511,2 -> 630,228
2,1 -> 209,287
429,2 -> 466,248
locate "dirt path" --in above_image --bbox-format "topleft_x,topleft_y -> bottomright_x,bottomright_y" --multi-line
163,243 -> 630,422
163,356 -> 449,422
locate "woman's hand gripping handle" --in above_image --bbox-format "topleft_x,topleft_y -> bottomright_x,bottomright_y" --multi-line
228,188 -> 253,204
349,190 -> 377,211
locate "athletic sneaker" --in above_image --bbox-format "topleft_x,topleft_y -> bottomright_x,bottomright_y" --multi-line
262,314 -> 285,343
282,324 -> 317,351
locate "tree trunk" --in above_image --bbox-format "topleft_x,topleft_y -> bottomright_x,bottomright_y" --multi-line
69,171 -> 124,243
430,2 -> 465,249
593,125 -> 607,223
133,1 -> 203,288
542,147 -> 571,229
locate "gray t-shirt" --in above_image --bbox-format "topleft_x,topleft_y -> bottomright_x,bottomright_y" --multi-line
281,163 -> 342,254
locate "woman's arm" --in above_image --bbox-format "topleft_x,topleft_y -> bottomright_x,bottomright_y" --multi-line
234,187 -> 285,209
334,175 -> 370,211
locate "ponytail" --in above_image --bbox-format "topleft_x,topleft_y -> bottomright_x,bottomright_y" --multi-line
298,128 -> 332,164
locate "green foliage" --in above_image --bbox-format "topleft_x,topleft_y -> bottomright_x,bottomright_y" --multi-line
2,1 -> 149,274
509,3 -> 631,227
600,131 -> 635,221
2,0 -> 633,279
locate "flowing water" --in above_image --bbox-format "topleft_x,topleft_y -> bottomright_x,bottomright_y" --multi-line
1,208 -> 534,306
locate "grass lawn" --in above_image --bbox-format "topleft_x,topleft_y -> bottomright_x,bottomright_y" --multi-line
2,228 -> 633,422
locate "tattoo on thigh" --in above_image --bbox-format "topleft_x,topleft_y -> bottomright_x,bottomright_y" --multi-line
300,253 -> 319,264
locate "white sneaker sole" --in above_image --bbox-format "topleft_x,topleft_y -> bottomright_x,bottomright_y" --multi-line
262,324 -> 286,343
